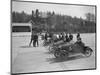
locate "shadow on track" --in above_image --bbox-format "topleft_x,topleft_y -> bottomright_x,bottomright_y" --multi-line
46,55 -> 85,64
20,45 -> 33,48
44,51 -> 54,54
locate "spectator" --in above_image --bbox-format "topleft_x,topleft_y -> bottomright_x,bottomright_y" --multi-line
77,32 -> 81,40
33,33 -> 39,47
69,33 -> 73,41
29,30 -> 34,46
65,33 -> 69,42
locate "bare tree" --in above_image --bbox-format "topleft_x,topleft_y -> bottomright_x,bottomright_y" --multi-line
85,13 -> 95,22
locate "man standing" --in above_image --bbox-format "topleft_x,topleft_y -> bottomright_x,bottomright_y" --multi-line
29,30 -> 34,47
65,33 -> 69,42
44,32 -> 48,41
33,33 -> 39,47
77,32 -> 80,40
29,30 -> 39,47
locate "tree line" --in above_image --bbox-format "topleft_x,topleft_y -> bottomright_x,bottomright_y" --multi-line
12,9 -> 96,33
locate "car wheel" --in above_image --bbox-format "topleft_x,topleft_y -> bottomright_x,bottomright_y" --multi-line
84,48 -> 92,57
54,50 -> 61,58
61,50 -> 69,58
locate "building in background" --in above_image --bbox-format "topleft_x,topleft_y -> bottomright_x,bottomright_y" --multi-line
12,23 -> 32,32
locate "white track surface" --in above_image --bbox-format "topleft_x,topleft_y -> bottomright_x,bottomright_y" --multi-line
11,33 -> 96,73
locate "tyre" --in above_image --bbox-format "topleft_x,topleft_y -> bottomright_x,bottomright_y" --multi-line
84,48 -> 93,57
60,50 -> 69,58
49,46 -> 54,52
54,50 -> 61,58
54,50 -> 69,58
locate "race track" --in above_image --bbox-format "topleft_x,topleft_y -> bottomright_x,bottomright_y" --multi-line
11,33 -> 96,73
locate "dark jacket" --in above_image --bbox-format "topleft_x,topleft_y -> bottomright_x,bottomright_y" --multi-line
33,34 -> 38,40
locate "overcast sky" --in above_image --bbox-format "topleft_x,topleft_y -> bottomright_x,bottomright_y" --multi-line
12,1 -> 95,19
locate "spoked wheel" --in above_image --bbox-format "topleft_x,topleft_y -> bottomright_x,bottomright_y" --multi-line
49,46 -> 54,52
84,48 -> 93,57
54,50 -> 69,58
54,50 -> 61,58
60,50 -> 69,59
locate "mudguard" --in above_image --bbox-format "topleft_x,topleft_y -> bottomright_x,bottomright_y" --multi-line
84,46 -> 93,52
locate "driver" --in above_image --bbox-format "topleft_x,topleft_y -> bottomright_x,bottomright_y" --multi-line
75,37 -> 85,49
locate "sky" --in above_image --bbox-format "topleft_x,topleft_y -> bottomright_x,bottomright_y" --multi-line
12,1 -> 96,19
